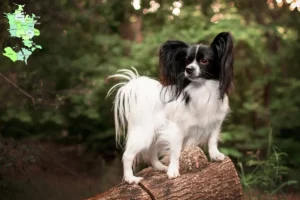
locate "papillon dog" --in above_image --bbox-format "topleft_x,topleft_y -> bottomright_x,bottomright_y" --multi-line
107,32 -> 234,184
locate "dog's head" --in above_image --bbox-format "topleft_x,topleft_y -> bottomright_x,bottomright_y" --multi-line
159,32 -> 234,100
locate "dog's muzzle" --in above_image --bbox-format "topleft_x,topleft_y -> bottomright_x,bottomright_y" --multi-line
186,66 -> 195,75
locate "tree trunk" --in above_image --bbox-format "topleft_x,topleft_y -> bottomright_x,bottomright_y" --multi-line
86,147 -> 242,200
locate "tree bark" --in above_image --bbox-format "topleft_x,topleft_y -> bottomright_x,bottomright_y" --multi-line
86,147 -> 242,200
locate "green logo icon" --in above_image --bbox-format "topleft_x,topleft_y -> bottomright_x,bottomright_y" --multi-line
3,3 -> 42,64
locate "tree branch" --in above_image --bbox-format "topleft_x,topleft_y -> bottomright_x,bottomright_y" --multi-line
0,72 -> 35,104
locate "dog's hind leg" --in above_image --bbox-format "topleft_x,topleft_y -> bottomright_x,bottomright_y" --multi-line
122,127 -> 154,184
122,149 -> 143,184
149,145 -> 168,172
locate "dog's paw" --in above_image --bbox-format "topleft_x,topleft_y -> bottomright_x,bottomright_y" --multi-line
154,165 -> 168,172
124,176 -> 143,184
209,150 -> 225,161
159,165 -> 169,172
153,162 -> 168,172
167,166 -> 180,179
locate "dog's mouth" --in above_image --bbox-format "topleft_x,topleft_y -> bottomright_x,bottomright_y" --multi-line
184,72 -> 200,81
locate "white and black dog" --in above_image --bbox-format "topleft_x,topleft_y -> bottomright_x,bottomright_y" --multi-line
107,32 -> 234,184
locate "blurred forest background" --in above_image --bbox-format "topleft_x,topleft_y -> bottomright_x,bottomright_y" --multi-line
0,0 -> 300,199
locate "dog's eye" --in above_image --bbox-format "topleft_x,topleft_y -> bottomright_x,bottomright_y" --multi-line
186,59 -> 192,65
200,58 -> 208,64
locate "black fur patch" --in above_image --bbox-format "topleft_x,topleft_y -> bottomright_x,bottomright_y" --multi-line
184,92 -> 190,105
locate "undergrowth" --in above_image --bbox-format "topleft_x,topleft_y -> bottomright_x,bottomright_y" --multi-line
238,128 -> 298,199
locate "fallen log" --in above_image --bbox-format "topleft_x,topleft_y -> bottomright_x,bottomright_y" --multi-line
86,147 -> 242,200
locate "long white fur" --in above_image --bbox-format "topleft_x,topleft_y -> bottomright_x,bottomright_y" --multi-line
107,67 -> 230,184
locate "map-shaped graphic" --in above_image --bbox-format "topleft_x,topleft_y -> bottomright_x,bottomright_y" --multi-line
3,4 -> 42,64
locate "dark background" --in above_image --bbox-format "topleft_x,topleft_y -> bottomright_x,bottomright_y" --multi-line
0,0 -> 300,199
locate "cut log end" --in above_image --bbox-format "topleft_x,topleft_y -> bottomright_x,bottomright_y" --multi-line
86,147 -> 243,200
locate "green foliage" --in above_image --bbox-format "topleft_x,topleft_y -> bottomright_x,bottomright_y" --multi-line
239,146 -> 297,198
239,129 -> 297,198
0,0 -> 300,194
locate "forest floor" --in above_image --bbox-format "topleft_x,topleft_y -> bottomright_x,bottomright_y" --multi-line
0,138 -> 299,200
0,138 -> 123,200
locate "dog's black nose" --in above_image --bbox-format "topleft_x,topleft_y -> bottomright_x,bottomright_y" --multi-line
186,66 -> 194,74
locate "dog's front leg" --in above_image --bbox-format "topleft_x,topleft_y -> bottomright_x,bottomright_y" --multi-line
165,122 -> 183,179
208,122 -> 225,161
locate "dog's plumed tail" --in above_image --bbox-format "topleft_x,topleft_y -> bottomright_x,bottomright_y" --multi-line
107,67 -> 161,149
106,67 -> 140,147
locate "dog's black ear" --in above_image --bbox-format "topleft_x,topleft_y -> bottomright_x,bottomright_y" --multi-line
159,40 -> 189,86
210,32 -> 234,100
159,40 -> 189,101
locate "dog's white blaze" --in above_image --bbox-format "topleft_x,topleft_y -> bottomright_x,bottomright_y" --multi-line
194,44 -> 200,61
189,45 -> 200,76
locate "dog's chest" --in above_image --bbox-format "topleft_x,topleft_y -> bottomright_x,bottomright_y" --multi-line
192,83 -> 228,114
165,81 -> 229,130
190,92 -> 228,126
